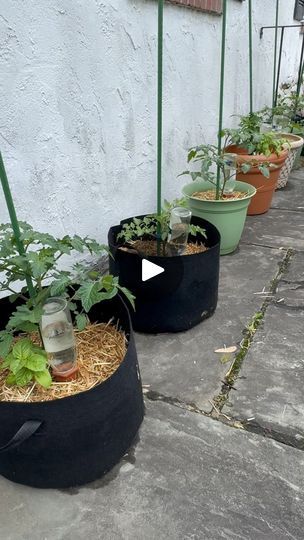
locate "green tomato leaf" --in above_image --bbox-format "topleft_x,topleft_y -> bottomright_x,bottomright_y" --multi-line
68,301 -> 78,312
118,286 -> 136,310
259,164 -> 270,178
76,313 -> 88,331
101,275 -> 115,291
87,270 -> 100,280
75,282 -> 103,312
16,321 -> 39,333
240,163 -> 252,174
29,257 -> 47,279
7,305 -> 43,330
70,235 -> 85,253
1,352 -> 14,371
0,333 -> 13,358
98,289 -> 119,302
85,239 -> 108,255
50,275 -> 71,296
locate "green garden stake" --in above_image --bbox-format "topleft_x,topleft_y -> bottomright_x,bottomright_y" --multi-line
248,0 -> 253,114
157,0 -> 163,219
156,0 -> 164,253
272,0 -> 279,110
216,0 -> 227,200
0,152 -> 35,298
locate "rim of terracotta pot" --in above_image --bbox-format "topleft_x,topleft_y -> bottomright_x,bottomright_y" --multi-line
225,144 -> 288,164
275,132 -> 304,150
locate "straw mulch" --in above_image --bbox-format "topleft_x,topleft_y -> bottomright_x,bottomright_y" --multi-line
192,190 -> 249,201
120,240 -> 207,257
0,321 -> 127,403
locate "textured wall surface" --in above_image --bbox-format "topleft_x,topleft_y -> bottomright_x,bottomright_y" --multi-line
0,0 -> 301,244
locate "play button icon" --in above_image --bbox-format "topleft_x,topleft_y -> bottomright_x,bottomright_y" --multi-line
142,259 -> 165,282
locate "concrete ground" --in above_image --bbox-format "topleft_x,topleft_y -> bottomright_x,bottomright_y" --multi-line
1,170 -> 304,540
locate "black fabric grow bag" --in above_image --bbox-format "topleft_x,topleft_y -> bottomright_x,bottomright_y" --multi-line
0,295 -> 144,489
108,215 -> 220,333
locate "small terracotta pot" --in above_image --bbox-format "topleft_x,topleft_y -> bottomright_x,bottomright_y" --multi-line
225,145 -> 288,215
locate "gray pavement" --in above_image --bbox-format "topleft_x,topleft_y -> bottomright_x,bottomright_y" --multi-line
136,244 -> 285,411
1,401 -> 304,540
1,171 -> 304,539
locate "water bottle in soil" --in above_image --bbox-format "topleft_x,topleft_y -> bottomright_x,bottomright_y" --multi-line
40,297 -> 77,375
167,207 -> 192,256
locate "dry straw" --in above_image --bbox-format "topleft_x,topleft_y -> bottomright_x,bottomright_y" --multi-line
120,240 -> 207,257
0,321 -> 127,403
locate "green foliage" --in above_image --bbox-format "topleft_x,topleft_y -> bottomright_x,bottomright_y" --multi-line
117,199 -> 206,252
222,113 -> 288,157
264,92 -> 304,123
180,144 -> 240,199
259,92 -> 304,137
0,222 -> 135,387
0,332 -> 13,358
75,313 -> 88,332
75,275 -> 135,311
1,339 -> 52,388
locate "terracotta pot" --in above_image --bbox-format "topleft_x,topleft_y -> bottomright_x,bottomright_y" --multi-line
225,144 -> 288,215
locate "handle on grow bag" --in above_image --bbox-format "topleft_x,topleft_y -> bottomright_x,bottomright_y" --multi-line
0,420 -> 42,453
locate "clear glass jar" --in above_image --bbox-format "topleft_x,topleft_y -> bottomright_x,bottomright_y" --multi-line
40,297 -> 77,376
272,115 -> 290,132
167,207 -> 192,256
260,122 -> 273,133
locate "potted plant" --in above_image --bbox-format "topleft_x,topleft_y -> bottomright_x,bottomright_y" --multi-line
260,98 -> 304,188
181,144 -> 256,255
108,199 -> 220,333
274,131 -> 303,189
223,113 -> 288,214
0,221 -> 144,489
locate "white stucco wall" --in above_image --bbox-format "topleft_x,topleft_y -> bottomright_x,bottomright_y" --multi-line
0,0 -> 302,244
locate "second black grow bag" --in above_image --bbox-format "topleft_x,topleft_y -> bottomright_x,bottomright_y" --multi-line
0,295 -> 144,489
108,215 -> 221,333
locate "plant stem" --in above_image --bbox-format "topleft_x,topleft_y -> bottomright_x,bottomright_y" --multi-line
5,286 -> 28,301
217,0 -> 227,200
0,153 -> 36,299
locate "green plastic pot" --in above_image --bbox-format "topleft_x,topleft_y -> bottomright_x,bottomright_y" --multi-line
182,180 -> 256,255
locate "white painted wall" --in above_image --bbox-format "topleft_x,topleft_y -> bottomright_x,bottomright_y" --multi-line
0,0 -> 301,244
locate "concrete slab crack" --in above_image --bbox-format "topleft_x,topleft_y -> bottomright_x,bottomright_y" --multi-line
211,249 -> 295,417
144,390 -> 304,453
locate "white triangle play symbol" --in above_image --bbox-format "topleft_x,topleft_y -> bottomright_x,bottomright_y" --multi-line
142,259 -> 165,282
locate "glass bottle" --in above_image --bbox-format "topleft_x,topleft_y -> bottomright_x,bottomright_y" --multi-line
167,207 -> 192,256
40,297 -> 77,376
272,115 -> 290,132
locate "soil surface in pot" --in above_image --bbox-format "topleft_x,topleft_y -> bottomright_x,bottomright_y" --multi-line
0,322 -> 126,403
191,190 -> 249,201
119,239 -> 207,257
